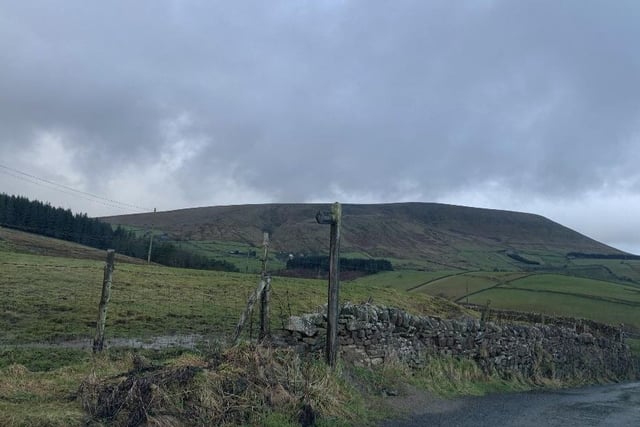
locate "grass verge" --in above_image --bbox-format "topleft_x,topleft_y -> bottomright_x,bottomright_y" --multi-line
2,343 -> 634,427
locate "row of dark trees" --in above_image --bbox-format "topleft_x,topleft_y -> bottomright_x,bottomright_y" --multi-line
506,252 -> 540,265
0,193 -> 238,271
286,255 -> 393,274
567,252 -> 640,261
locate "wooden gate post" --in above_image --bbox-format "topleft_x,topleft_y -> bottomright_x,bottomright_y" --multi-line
316,202 -> 342,367
93,249 -> 115,353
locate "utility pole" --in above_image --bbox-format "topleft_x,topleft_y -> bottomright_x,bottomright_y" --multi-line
147,208 -> 156,264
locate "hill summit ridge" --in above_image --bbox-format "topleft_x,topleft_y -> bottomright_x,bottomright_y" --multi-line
102,202 -> 621,270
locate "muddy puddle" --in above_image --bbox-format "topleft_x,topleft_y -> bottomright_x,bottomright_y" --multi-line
1,334 -> 219,350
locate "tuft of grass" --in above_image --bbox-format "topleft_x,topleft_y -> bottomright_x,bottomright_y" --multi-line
350,355 -> 534,402
410,355 -> 532,397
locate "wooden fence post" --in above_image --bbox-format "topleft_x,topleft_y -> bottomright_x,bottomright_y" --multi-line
234,232 -> 272,344
233,277 -> 268,344
93,249 -> 115,353
259,232 -> 271,340
316,202 -> 342,367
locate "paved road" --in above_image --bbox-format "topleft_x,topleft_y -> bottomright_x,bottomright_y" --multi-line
382,382 -> 640,427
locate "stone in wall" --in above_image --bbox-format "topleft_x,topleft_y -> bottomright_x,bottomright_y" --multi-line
281,302 -> 637,382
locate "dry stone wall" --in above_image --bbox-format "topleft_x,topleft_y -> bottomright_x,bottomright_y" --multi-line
281,303 -> 636,381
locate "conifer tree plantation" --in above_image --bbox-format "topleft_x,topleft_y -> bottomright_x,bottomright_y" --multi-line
0,193 -> 237,271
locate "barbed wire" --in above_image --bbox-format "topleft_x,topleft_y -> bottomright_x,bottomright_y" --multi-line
0,261 -> 242,279
0,262 -> 98,270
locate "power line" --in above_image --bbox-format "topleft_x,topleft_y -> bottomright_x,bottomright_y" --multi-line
0,168 -> 138,212
0,163 -> 152,213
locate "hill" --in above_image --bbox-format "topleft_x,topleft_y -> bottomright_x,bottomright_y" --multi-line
0,226 -> 146,264
102,202 -> 623,270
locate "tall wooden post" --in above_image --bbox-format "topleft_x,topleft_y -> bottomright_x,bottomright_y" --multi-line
316,202 -> 342,367
93,249 -> 115,353
259,232 -> 271,340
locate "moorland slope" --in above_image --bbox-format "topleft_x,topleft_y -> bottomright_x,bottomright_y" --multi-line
103,202 -> 623,269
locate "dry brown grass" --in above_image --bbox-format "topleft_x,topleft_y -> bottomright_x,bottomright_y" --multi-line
79,344 -> 358,426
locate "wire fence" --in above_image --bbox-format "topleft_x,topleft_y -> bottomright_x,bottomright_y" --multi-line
1,204 -> 391,355
0,252 -> 338,353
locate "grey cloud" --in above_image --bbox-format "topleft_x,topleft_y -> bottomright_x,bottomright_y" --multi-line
1,0 -> 640,212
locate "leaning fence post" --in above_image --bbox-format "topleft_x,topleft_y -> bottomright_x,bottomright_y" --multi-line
233,277 -> 268,344
259,232 -> 271,340
235,232 -> 272,344
316,202 -> 342,367
93,249 -> 115,353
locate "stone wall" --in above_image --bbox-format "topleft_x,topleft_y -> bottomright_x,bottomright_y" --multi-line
281,303 -> 636,381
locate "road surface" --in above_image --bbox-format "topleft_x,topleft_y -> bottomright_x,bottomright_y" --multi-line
382,382 -> 640,427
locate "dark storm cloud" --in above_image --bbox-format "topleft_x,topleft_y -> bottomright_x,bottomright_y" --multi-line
1,1 -> 640,225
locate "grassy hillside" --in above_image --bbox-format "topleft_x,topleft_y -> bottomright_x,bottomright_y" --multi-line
0,226 -> 146,265
0,251 -> 463,346
102,202 -> 624,271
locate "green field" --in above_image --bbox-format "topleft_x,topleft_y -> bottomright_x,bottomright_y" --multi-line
506,274 -> 640,303
567,258 -> 640,283
414,272 -> 530,300
465,288 -> 640,329
393,270 -> 640,331
346,262 -> 640,332
349,270 -> 460,290
0,252 -> 462,346
174,239 -> 287,274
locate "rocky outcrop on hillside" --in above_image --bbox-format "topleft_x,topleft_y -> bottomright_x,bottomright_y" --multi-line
282,303 -> 637,381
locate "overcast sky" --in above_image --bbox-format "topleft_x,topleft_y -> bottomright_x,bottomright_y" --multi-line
1,1 -> 640,252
